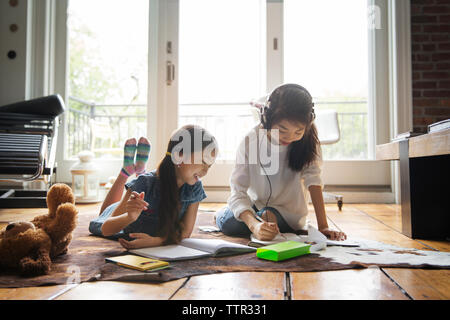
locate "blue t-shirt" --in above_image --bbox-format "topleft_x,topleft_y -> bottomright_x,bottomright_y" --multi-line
89,170 -> 206,239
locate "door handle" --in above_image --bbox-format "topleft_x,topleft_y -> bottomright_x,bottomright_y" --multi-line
166,61 -> 175,85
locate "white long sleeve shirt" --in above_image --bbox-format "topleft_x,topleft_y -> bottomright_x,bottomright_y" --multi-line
227,125 -> 323,230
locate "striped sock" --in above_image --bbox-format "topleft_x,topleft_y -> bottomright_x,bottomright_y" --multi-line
135,137 -> 151,175
120,138 -> 137,177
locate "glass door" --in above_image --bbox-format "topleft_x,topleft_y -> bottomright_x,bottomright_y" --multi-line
153,0 -> 391,196
283,0 -> 390,186
285,0 -> 369,160
59,0 -> 149,183
177,0 -> 266,186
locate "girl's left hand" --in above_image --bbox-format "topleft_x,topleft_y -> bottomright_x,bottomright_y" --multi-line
319,228 -> 347,241
119,233 -> 162,249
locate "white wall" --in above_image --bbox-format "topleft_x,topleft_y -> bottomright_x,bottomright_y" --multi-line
0,0 -> 31,105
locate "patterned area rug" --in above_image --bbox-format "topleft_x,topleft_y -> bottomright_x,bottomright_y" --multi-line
0,209 -> 448,288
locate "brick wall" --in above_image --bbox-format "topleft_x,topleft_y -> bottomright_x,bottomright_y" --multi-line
411,0 -> 450,133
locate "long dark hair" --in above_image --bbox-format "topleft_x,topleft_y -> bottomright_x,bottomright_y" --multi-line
156,125 -> 218,244
262,83 -> 320,172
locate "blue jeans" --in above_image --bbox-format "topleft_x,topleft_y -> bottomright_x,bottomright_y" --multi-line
215,205 -> 296,236
88,202 -> 129,240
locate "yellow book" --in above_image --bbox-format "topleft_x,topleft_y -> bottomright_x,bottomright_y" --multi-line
105,254 -> 169,272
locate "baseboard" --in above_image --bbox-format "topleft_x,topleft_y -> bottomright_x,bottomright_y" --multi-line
203,185 -> 395,204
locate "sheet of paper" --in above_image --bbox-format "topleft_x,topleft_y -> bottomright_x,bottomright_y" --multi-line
306,227 -> 359,247
130,244 -> 210,261
198,225 -> 220,232
326,238 -> 359,247
298,226 -> 359,250
181,238 -> 255,254
250,233 -> 300,245
250,225 -> 359,251
305,225 -> 327,252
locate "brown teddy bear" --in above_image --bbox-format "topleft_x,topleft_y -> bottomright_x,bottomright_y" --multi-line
0,183 -> 78,276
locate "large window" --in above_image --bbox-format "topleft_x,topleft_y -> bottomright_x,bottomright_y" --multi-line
56,0 -> 391,191
67,0 -> 148,159
178,0 -> 264,161
284,0 -> 369,160
178,0 -> 371,162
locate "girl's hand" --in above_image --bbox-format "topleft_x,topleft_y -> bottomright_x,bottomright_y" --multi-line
126,191 -> 148,222
118,233 -> 163,249
320,228 -> 347,241
252,221 -> 279,241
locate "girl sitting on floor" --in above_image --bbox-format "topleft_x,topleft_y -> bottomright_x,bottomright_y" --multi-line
215,83 -> 346,241
89,125 -> 218,249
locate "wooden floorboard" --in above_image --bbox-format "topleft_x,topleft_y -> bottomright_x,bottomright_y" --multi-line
323,203 -> 450,300
382,269 -> 450,300
352,204 -> 450,252
55,279 -> 186,300
0,285 -> 70,300
290,204 -> 411,300
323,205 -> 432,250
0,202 -> 448,300
290,269 -> 408,300
352,204 -> 403,233
170,272 -> 286,300
416,240 -> 450,252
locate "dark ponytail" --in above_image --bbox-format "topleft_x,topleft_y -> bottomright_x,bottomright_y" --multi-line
263,84 -> 320,172
156,125 -> 218,244
156,153 -> 182,245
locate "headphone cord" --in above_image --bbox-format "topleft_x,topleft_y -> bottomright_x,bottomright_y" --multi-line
258,129 -> 272,209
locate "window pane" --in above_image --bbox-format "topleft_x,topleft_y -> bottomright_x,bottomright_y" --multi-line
179,0 -> 265,161
284,0 -> 369,159
67,0 -> 148,159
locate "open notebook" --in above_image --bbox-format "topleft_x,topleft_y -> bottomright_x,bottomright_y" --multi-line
249,226 -> 359,251
130,238 -> 256,261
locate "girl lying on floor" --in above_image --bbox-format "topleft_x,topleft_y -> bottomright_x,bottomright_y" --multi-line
89,125 -> 218,249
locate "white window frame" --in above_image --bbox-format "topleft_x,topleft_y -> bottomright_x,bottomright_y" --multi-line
42,0 -> 411,203
153,0 -> 399,202
387,0 -> 413,203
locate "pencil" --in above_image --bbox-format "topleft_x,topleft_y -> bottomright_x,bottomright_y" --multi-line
262,209 -> 284,238
254,213 -> 264,222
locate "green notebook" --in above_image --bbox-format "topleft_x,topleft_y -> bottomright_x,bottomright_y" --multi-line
256,241 -> 311,261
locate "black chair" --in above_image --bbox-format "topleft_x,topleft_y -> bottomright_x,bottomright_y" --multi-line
0,95 -> 65,208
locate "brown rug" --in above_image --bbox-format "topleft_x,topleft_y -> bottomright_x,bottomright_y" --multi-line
0,210 -> 446,288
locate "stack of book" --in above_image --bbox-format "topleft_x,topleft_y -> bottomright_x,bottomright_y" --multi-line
428,119 -> 450,133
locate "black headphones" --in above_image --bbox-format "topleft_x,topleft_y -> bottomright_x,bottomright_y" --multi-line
260,83 -> 316,130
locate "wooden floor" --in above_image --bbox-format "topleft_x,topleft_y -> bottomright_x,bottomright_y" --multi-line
0,202 -> 449,300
